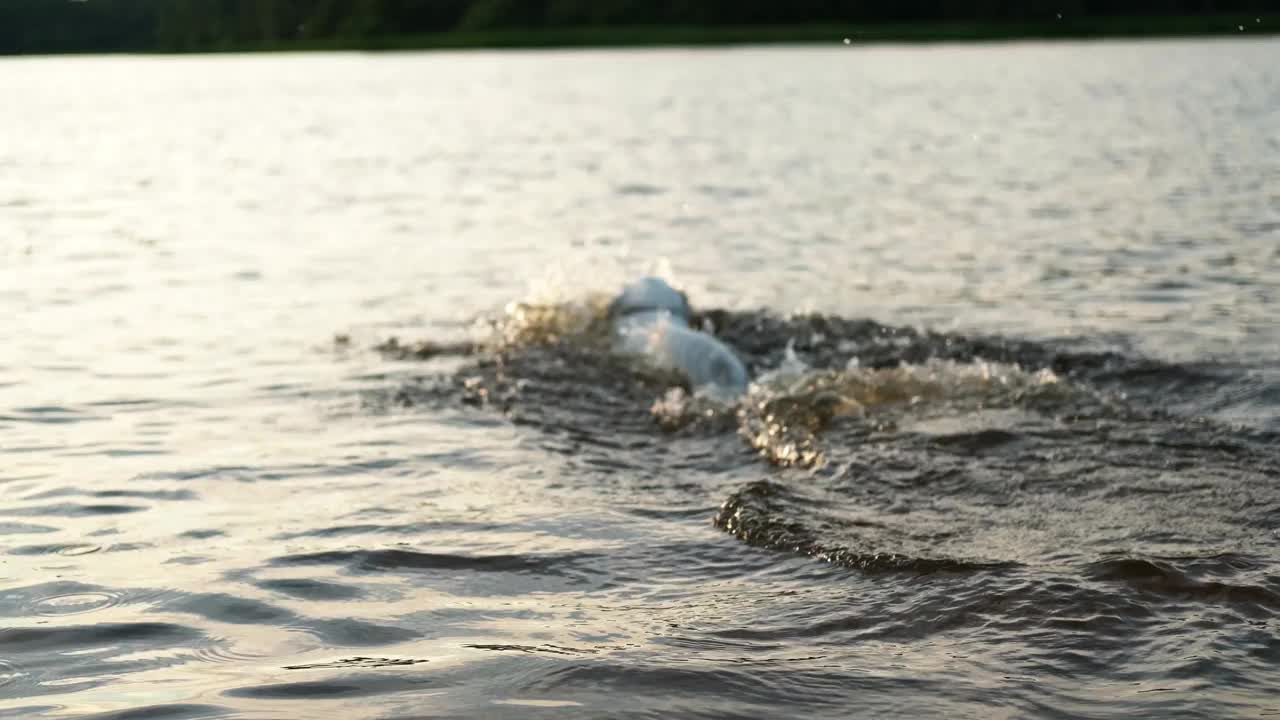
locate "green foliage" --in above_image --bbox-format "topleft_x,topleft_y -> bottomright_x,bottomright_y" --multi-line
0,0 -> 1277,54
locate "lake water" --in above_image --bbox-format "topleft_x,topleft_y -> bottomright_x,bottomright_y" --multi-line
2,39 -> 1279,719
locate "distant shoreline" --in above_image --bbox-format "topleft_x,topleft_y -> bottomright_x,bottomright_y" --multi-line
311,17 -> 1280,52
5,15 -> 1278,57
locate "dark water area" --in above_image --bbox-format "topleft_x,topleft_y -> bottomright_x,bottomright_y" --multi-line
3,41 -> 1279,718
359,299 -> 1280,719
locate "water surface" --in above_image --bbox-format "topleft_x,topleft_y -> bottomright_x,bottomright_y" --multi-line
2,40 -> 1279,719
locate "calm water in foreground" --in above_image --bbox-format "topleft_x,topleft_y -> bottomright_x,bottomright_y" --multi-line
2,39 -> 1279,719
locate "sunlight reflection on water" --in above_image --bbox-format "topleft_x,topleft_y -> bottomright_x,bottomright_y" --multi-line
1,39 -> 1278,719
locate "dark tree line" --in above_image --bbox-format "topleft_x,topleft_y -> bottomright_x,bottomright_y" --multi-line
1,0 -> 1277,54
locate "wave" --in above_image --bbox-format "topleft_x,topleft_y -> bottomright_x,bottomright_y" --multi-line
369,296 -> 1280,577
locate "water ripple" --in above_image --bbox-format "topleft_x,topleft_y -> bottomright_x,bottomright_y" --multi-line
255,578 -> 365,601
31,590 -> 124,616
1086,556 -> 1280,609
79,704 -> 231,720
283,656 -> 429,670
9,543 -> 103,557
224,673 -> 431,700
0,503 -> 148,518
0,657 -> 28,690
269,548 -> 597,575
0,623 -> 203,653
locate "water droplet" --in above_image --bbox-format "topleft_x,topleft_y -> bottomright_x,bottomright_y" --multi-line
842,38 -> 851,45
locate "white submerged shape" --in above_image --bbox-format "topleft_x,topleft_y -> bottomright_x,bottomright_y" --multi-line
609,277 -> 749,401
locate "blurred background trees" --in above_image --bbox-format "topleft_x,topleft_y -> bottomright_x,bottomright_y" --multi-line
1,0 -> 1274,54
